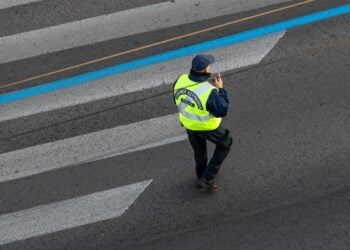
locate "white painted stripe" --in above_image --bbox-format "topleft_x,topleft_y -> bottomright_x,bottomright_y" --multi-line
93,134 -> 188,163
0,32 -> 285,122
0,0 -> 43,9
0,180 -> 152,246
0,114 -> 185,183
0,0 -> 290,64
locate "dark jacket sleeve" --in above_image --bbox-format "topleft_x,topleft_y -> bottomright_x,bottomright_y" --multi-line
206,88 -> 229,117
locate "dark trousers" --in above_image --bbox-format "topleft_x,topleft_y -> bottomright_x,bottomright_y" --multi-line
187,126 -> 232,180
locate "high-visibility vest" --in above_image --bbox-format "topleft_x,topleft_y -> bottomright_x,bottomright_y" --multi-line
173,74 -> 222,131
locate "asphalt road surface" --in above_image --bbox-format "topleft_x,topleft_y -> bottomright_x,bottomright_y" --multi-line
0,0 -> 349,249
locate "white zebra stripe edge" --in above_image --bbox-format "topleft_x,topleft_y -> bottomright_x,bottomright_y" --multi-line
0,180 -> 152,246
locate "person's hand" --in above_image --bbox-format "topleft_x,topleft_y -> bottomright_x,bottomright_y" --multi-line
214,72 -> 223,89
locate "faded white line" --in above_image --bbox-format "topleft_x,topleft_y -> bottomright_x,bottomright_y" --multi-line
0,0 -> 43,9
0,180 -> 152,246
0,114 -> 184,183
0,32 -> 285,122
0,0 -> 290,64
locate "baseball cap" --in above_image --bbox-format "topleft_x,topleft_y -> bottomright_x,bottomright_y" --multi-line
192,54 -> 215,71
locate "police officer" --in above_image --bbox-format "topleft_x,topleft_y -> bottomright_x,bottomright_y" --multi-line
173,54 -> 232,191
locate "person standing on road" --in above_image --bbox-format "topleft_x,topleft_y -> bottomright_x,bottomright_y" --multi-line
173,54 -> 232,191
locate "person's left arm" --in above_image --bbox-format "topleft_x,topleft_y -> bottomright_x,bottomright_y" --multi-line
206,88 -> 229,117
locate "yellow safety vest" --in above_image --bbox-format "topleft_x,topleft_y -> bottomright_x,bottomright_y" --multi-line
173,74 -> 222,131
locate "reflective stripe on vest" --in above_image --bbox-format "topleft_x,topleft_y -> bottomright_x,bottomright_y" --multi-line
174,74 -> 222,131
177,83 -> 213,121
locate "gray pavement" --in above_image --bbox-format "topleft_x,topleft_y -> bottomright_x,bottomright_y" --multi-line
0,0 -> 349,249
0,0 -> 346,92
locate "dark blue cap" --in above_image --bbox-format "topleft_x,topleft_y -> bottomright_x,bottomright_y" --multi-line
192,54 -> 215,71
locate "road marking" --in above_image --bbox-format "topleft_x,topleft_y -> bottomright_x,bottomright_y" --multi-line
0,0 -> 291,64
0,0 -> 43,9
0,180 -> 152,246
0,114 -> 184,183
1,3 -> 349,106
0,0 -> 312,89
0,32 -> 285,122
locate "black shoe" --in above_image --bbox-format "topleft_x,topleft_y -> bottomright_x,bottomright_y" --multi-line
198,178 -> 218,191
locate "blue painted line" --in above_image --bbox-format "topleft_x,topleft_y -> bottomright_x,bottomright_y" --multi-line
1,4 -> 350,105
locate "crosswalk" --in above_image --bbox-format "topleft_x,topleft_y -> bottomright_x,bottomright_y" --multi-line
0,31 -> 285,121
1,0 -> 346,247
0,180 -> 152,246
0,0 -> 290,64
0,0 -> 288,245
0,30 -> 285,180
